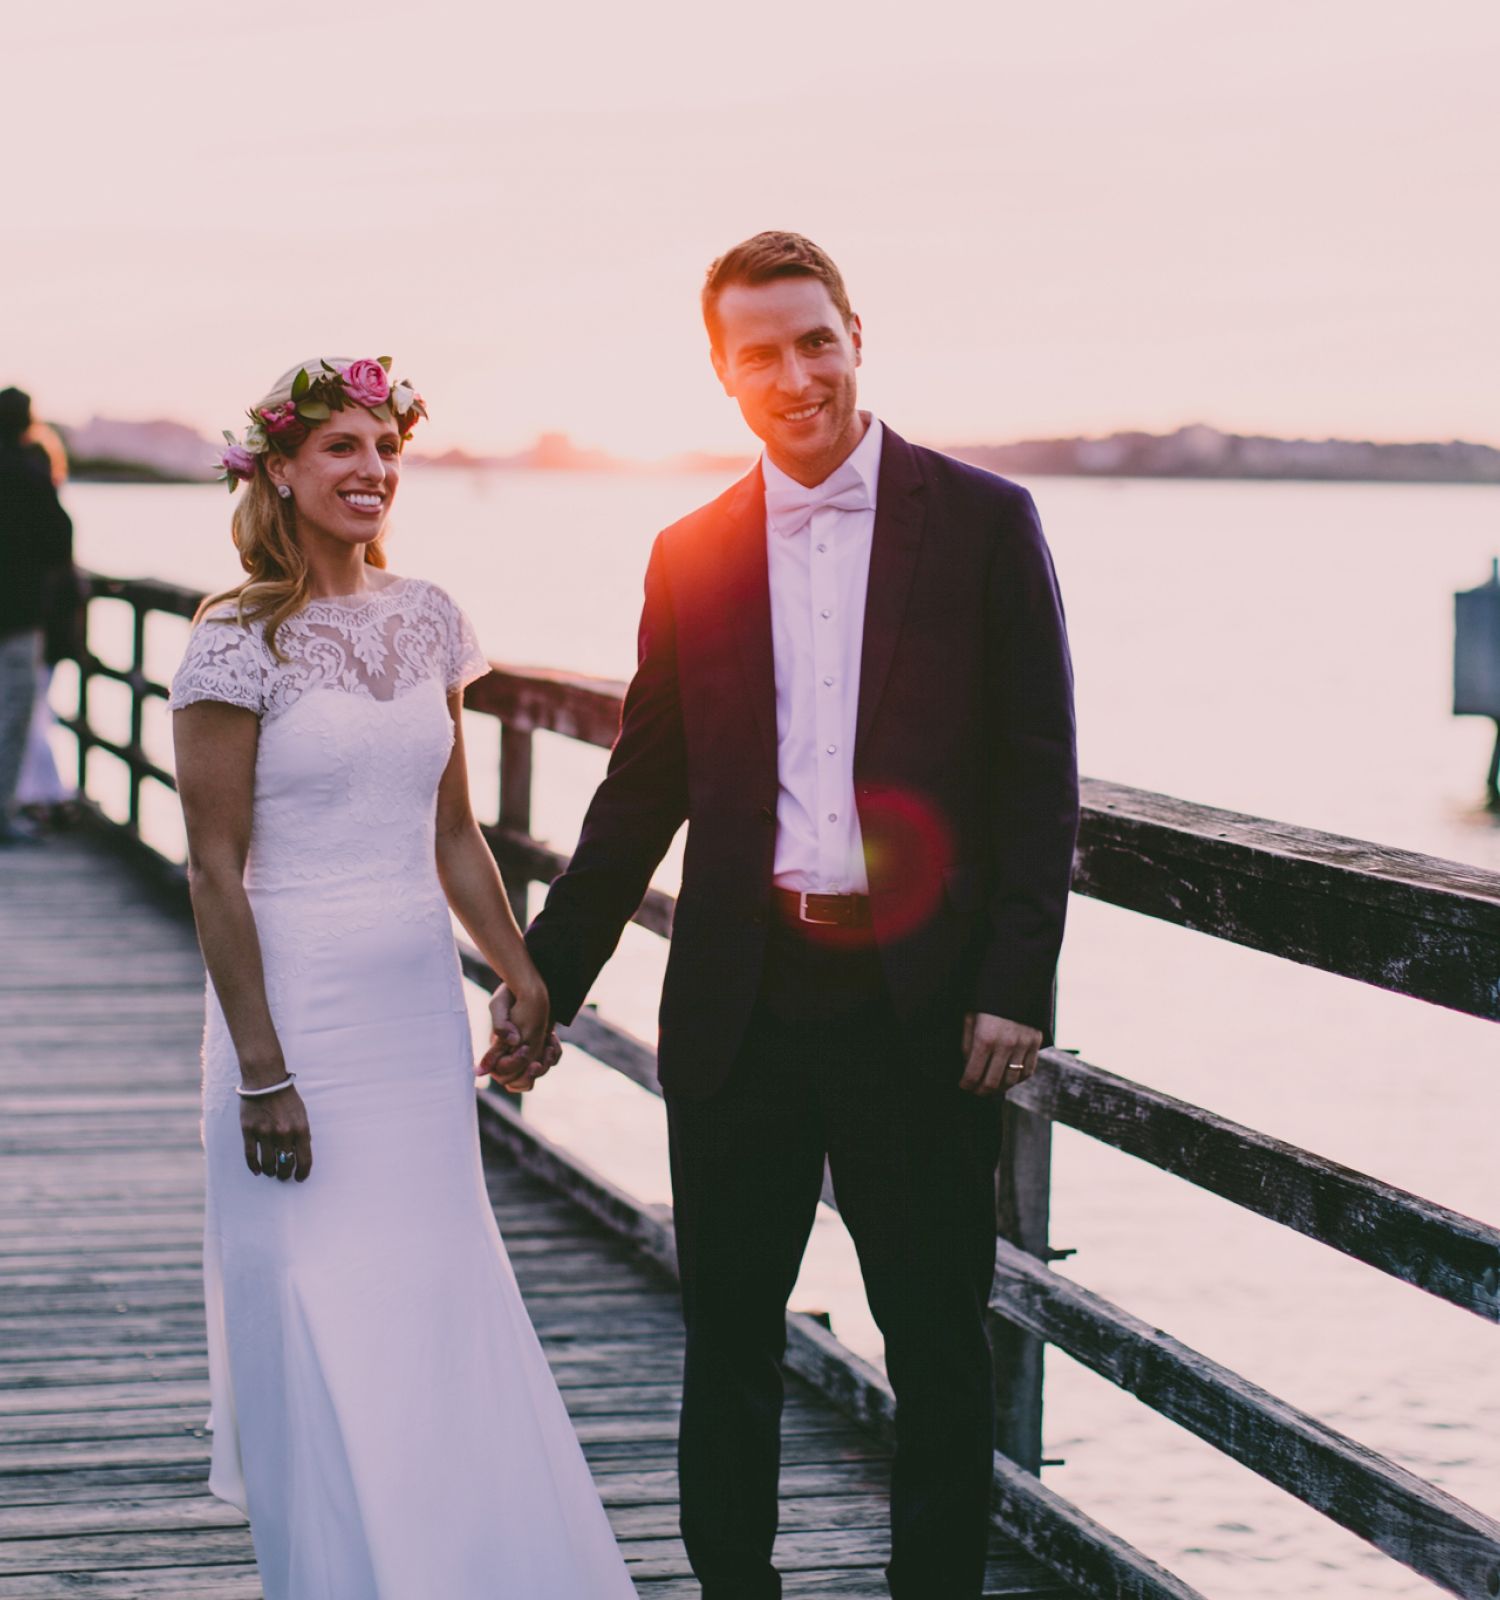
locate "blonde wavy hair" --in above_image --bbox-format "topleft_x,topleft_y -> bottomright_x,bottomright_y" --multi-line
197,358 -> 391,658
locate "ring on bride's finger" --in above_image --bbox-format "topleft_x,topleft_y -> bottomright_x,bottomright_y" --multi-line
275,1149 -> 295,1169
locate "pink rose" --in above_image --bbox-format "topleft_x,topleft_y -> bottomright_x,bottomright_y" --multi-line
259,401 -> 303,437
340,359 -> 391,408
218,444 -> 259,482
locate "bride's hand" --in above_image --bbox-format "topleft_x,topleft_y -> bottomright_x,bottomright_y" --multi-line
511,982 -> 551,1055
480,983 -> 560,1093
238,1078 -> 312,1183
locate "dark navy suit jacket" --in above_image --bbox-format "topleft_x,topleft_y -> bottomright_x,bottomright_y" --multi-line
526,425 -> 1079,1098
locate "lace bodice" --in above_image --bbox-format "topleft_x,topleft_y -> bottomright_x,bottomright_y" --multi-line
168,576 -> 488,724
171,577 -> 492,1111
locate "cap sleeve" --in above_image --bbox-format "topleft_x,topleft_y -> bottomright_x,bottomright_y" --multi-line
442,592 -> 490,694
168,610 -> 265,715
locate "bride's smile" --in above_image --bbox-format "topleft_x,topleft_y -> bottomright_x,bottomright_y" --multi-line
265,406 -> 402,553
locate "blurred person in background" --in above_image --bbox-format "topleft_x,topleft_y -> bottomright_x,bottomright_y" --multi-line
16,417 -> 83,828
0,387 -> 74,846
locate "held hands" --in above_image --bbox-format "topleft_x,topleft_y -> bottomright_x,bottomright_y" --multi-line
477,982 -> 562,1094
959,1012 -> 1042,1098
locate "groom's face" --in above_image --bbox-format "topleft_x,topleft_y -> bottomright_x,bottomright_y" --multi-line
711,276 -> 863,483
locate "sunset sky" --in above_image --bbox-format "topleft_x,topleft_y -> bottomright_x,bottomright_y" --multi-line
3,1 -> 1497,459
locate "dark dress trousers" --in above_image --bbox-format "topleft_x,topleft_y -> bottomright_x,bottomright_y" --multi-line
526,426 -> 1078,1599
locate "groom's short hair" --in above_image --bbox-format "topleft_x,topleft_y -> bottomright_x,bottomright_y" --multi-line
702,232 -> 853,352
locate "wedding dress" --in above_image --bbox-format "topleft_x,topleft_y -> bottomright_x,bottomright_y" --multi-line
169,576 -> 637,1599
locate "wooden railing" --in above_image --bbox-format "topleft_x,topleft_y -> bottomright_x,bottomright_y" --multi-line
66,572 -> 1500,1600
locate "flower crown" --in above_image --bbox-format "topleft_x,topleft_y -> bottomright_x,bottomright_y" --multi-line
215,357 -> 428,492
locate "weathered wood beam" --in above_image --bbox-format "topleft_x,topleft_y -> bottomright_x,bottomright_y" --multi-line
81,570 -> 1500,1020
497,727 -> 534,927
990,1239 -> 1500,1600
994,1100 -> 1053,1473
464,665 -> 625,749
1011,1051 -> 1500,1321
989,1451 -> 1206,1600
474,1089 -> 677,1272
55,719 -> 177,797
1075,779 -> 1500,1020
81,572 -> 203,621
478,823 -> 677,939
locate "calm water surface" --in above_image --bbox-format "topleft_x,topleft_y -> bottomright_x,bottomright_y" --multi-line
64,470 -> 1500,1599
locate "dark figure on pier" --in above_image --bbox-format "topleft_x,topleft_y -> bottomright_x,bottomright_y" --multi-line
486,233 -> 1080,1600
0,387 -> 74,846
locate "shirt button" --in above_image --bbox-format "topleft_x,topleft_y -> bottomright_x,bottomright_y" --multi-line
817,543 -> 828,553
826,744 -> 837,755
820,608 -> 832,619
828,812 -> 838,822
823,676 -> 834,687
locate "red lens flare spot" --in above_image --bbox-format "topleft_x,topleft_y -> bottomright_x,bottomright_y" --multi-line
858,784 -> 953,943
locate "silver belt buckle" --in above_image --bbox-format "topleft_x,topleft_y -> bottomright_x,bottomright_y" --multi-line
798,891 -> 841,927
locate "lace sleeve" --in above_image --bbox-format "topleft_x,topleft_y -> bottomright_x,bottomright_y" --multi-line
442,592 -> 490,694
168,612 -> 265,715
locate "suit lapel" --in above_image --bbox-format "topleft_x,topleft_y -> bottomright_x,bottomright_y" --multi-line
855,428 -> 928,758
716,465 -> 778,768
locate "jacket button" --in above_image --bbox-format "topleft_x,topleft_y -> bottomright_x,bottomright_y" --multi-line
759,805 -> 774,824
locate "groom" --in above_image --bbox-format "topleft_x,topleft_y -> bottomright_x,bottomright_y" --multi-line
490,232 -> 1078,1599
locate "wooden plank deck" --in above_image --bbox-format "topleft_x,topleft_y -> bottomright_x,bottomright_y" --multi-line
0,832 -> 1075,1598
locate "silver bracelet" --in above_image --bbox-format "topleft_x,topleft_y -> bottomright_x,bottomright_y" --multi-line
236,1073 -> 297,1099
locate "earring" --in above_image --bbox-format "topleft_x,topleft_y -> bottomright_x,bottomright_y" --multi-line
277,484 -> 292,500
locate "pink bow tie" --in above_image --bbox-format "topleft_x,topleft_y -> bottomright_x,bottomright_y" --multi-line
764,472 -> 872,538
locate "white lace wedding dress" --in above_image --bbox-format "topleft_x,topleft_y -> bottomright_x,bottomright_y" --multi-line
169,576 -> 637,1600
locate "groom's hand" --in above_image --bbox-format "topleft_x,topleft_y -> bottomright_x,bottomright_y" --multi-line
478,982 -> 561,1093
959,1012 -> 1041,1098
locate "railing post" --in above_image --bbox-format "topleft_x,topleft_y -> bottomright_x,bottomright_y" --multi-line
498,723 -> 534,930
75,603 -> 92,798
993,984 -> 1058,1475
994,1103 -> 1051,1473
127,599 -> 147,838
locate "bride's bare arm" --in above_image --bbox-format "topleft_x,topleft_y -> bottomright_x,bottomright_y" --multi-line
434,693 -> 551,1061
174,701 -> 311,1179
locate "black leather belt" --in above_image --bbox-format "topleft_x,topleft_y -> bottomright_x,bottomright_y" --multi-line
771,887 -> 873,930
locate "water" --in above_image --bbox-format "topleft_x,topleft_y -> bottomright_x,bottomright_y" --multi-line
61,469 -> 1500,1598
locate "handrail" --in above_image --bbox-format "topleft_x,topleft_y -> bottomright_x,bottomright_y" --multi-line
464,637 -> 1500,1021
66,569 -> 1500,1600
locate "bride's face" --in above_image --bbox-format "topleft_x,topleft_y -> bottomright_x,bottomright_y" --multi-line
266,406 -> 402,550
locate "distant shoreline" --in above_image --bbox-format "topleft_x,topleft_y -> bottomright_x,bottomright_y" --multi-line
59,421 -> 1500,488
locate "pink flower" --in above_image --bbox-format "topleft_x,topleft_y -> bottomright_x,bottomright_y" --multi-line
218,444 -> 259,482
340,359 -> 391,408
259,401 -> 303,437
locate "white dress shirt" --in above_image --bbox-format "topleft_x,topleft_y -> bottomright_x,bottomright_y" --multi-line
762,414 -> 884,894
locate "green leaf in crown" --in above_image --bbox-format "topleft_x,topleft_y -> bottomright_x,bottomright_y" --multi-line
220,358 -> 428,478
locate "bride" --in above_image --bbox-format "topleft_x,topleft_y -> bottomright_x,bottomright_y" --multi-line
169,358 -> 637,1598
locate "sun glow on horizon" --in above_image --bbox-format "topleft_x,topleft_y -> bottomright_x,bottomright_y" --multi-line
3,1 -> 1498,456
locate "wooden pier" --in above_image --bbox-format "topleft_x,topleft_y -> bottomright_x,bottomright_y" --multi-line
1,570 -> 1498,1599
0,832 -> 1075,1597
